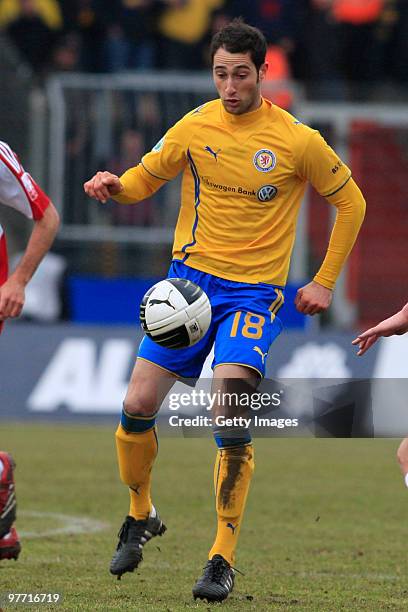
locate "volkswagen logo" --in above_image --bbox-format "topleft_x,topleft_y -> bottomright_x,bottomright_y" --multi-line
257,185 -> 278,202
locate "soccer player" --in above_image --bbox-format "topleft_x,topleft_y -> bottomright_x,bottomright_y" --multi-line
0,140 -> 59,559
353,303 -> 408,485
84,19 -> 366,602
0,140 -> 60,331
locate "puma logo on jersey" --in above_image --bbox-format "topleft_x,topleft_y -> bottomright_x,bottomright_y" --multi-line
253,346 -> 268,363
204,146 -> 221,161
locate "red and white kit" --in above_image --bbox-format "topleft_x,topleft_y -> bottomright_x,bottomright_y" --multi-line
0,141 -> 50,329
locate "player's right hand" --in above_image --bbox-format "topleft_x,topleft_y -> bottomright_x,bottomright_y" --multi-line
83,171 -> 123,203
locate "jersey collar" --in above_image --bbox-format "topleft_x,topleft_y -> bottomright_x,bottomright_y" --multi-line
219,97 -> 271,127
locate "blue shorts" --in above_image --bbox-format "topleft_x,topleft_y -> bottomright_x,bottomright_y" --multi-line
138,261 -> 284,379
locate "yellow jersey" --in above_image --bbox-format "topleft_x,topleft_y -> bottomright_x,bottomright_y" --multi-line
114,98 -> 364,288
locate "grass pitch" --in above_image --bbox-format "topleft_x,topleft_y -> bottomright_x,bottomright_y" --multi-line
1,424 -> 408,611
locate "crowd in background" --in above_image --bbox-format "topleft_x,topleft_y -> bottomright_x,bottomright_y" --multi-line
0,0 -> 407,99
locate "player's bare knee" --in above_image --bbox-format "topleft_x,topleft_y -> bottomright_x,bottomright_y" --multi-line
123,381 -> 160,416
124,359 -> 176,416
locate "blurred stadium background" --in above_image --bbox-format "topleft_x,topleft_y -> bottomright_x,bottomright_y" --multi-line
1,0 -> 408,419
1,2 -> 408,609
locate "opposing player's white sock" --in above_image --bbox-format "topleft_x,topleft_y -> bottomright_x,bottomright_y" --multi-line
404,473 -> 408,488
0,459 -> 3,478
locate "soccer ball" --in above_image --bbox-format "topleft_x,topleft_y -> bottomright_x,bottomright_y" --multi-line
140,278 -> 211,349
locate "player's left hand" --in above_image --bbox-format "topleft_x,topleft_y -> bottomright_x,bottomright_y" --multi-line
294,280 -> 332,315
0,277 -> 25,320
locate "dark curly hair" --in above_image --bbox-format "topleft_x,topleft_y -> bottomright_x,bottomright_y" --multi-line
210,18 -> 267,73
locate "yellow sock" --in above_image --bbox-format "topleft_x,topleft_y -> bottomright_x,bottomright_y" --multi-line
115,423 -> 158,520
208,444 -> 254,566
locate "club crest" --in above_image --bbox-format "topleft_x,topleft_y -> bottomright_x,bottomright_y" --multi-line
253,149 -> 276,173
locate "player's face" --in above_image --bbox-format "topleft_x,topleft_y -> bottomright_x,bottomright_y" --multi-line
213,48 -> 267,115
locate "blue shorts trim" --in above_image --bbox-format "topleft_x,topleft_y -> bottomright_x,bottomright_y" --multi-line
137,261 -> 284,379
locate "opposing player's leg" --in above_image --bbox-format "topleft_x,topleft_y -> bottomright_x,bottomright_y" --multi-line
110,358 -> 176,579
397,438 -> 408,487
193,364 -> 257,602
0,452 -> 21,561
0,452 -> 17,539
0,527 -> 21,561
